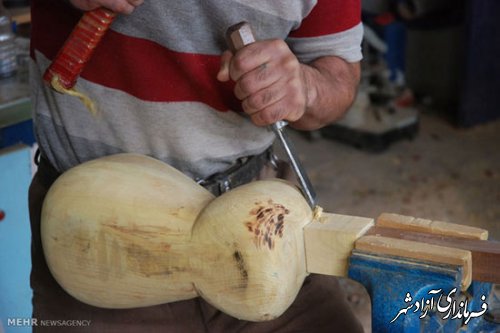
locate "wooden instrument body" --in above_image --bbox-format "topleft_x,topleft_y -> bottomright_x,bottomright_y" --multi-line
41,154 -> 312,321
41,154 -> 497,320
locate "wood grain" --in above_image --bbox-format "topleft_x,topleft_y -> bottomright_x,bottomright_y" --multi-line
366,226 -> 500,284
376,213 -> 488,240
304,213 -> 374,276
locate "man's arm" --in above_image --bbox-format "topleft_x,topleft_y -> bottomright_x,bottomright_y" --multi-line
294,56 -> 360,130
217,40 -> 361,131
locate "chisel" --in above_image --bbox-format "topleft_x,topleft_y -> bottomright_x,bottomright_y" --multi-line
226,22 -> 317,209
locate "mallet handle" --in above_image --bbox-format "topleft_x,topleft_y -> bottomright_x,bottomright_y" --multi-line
43,8 -> 116,90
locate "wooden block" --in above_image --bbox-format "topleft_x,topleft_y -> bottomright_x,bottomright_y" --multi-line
8,7 -> 31,25
355,235 -> 472,290
304,213 -> 374,277
377,213 -> 488,240
366,226 -> 500,284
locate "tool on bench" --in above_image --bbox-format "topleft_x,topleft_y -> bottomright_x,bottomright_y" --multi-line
226,22 -> 317,209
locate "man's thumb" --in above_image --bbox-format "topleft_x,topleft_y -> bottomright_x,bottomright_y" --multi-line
216,50 -> 233,82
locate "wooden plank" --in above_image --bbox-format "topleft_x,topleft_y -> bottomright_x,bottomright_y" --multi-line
355,235 -> 472,290
376,213 -> 488,240
304,213 -> 374,277
366,226 -> 500,284
8,7 -> 31,25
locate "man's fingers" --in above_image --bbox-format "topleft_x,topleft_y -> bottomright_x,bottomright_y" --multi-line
105,0 -> 144,14
241,80 -> 287,115
250,101 -> 288,127
228,42 -> 275,82
106,1 -> 134,14
234,62 -> 280,100
246,76 -> 307,126
217,51 -> 233,82
70,0 -> 142,14
222,38 -> 307,127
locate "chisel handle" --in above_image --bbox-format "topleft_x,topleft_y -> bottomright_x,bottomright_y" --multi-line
225,22 -> 318,208
225,21 -> 256,53
43,8 -> 116,90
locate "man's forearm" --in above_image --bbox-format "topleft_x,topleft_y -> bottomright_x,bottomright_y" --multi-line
292,57 -> 361,131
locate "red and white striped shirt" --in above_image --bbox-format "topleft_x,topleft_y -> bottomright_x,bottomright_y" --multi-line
30,0 -> 363,179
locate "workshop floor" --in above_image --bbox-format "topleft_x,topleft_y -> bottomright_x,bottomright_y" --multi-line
282,110 -> 500,332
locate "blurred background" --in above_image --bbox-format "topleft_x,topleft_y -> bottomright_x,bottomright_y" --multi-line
299,0 -> 500,240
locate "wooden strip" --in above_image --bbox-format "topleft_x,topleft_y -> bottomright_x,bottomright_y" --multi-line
8,7 -> 31,25
366,226 -> 500,284
376,213 -> 488,240
355,235 -> 472,290
304,213 -> 374,277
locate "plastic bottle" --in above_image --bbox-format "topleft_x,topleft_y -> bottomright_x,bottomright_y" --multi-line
0,1 -> 17,78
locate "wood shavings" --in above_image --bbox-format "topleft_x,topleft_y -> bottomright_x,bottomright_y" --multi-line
312,205 -> 323,222
50,75 -> 97,115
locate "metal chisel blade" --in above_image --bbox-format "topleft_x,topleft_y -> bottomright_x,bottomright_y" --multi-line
271,121 -> 317,208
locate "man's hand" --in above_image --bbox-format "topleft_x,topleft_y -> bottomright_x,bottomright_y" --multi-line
70,0 -> 144,14
217,40 -> 361,130
217,40 -> 308,127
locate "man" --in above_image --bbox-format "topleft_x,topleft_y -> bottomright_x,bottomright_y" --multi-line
29,0 -> 364,331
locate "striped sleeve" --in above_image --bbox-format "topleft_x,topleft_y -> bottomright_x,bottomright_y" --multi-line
287,0 -> 364,63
